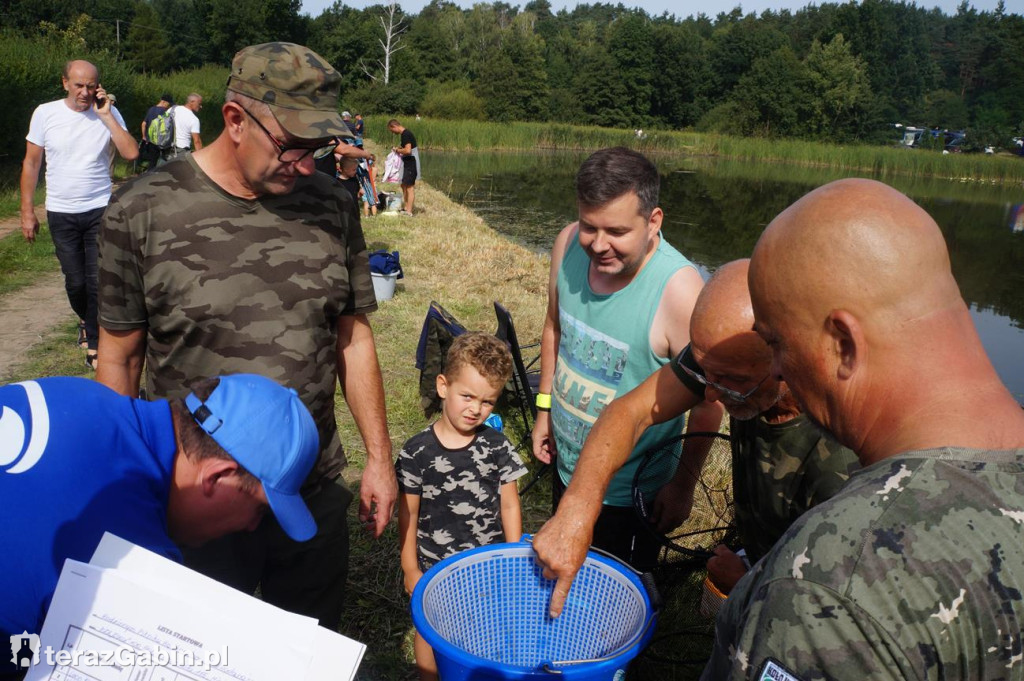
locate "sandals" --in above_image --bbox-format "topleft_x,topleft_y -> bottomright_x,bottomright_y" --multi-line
85,351 -> 98,371
77,321 -> 88,349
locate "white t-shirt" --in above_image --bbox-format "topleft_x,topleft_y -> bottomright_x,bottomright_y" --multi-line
26,99 -> 128,214
172,105 -> 200,149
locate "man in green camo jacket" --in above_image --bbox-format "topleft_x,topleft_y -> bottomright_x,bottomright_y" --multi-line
703,178 -> 1024,680
96,43 -> 397,630
533,259 -> 860,614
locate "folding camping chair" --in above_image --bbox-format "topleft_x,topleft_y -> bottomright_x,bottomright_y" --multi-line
492,302 -> 549,496
415,300 -> 467,417
493,301 -> 541,428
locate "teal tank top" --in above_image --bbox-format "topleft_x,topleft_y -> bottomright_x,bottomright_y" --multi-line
553,231 -> 693,506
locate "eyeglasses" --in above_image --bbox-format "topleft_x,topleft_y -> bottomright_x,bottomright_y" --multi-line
238,104 -> 337,163
677,357 -> 769,403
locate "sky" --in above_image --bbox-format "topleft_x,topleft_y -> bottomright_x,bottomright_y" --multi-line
299,0 -> 1018,19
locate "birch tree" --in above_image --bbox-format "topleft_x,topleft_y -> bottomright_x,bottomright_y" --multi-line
361,2 -> 407,85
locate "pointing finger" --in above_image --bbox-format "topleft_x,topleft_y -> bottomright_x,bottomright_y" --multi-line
548,576 -> 572,619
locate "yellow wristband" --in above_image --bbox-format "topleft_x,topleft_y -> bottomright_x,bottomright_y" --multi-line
535,393 -> 552,410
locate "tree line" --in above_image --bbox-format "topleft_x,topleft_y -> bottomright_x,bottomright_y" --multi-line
1,0 -> 1022,149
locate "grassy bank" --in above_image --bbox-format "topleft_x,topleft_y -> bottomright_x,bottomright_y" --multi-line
365,116 -> 1024,185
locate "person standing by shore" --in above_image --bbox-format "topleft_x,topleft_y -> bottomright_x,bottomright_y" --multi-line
388,118 -> 419,216
20,59 -> 139,370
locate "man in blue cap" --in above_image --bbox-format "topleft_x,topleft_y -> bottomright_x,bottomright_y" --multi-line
0,373 -> 319,676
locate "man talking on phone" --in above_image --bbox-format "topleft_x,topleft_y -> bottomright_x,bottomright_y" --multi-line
20,59 -> 138,371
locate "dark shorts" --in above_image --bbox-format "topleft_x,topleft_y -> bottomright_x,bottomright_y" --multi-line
402,161 -> 417,186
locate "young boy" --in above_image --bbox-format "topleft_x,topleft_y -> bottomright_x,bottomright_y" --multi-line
396,332 -> 528,681
336,156 -> 361,206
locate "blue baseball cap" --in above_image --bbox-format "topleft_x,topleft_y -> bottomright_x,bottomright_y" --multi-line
184,374 -> 320,541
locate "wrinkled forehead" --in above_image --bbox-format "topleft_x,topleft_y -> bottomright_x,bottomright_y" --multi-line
65,66 -> 98,84
693,326 -> 771,378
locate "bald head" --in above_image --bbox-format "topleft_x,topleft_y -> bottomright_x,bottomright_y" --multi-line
691,260 -> 785,420
748,178 -> 1018,459
62,60 -> 100,112
750,178 -> 960,337
692,260 -> 759,352
63,60 -> 98,81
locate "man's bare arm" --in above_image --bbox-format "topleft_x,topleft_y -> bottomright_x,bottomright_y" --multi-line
533,363 -> 701,616
94,87 -> 139,161
649,398 -> 724,532
96,327 -> 147,397
20,142 -> 43,243
531,223 -> 574,465
336,313 -> 396,538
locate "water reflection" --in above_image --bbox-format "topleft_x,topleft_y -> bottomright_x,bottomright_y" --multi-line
424,150 -> 1024,400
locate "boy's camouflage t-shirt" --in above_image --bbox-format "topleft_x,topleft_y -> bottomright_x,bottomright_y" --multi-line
98,155 -> 377,484
396,425 -> 528,568
703,447 -> 1024,681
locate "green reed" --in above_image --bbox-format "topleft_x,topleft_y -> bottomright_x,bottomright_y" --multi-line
363,117 -> 1024,185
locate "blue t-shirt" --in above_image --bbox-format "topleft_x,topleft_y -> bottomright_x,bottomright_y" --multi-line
0,377 -> 179,666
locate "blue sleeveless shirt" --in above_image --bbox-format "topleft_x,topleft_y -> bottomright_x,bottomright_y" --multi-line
553,231 -> 694,506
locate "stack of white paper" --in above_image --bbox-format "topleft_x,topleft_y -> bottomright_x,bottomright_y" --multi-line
24,532 -> 365,681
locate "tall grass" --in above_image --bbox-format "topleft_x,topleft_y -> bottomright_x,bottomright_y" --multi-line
130,65 -> 230,140
1,30 -> 229,160
364,116 -> 1024,185
0,227 -> 59,296
0,186 -> 47,220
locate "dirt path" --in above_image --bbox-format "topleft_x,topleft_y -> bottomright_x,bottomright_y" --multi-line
0,206 -> 76,379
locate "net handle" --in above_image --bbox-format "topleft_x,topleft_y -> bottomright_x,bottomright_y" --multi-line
631,431 -> 733,557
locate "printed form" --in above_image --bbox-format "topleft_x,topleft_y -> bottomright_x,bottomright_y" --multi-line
24,533 -> 365,681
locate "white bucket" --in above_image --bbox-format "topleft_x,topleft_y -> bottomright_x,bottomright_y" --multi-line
371,272 -> 399,301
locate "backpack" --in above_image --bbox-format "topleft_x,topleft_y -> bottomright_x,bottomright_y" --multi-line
146,108 -> 175,149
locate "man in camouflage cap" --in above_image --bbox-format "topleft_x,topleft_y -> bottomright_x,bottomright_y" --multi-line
532,259 -> 859,616
96,43 -> 397,629
702,178 -> 1024,679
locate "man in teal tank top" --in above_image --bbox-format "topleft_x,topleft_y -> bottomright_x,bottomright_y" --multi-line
531,147 -> 723,569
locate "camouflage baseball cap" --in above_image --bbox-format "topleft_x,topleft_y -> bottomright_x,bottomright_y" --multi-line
227,42 -> 345,140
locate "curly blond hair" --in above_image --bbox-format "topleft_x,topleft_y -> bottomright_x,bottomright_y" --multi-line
444,332 -> 513,389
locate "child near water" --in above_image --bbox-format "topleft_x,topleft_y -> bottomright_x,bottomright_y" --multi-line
356,154 -> 378,217
396,332 -> 527,681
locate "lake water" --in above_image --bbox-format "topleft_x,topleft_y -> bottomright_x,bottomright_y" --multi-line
423,150 -> 1024,401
